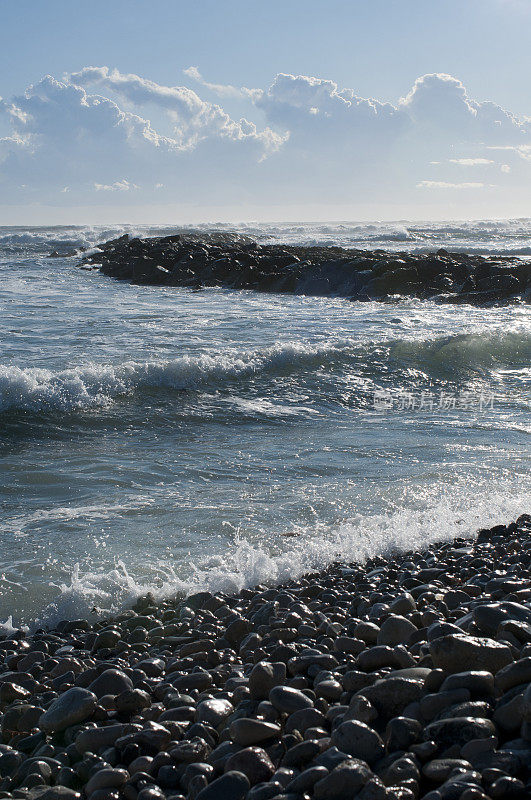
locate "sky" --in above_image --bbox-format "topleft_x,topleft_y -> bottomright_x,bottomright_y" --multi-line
0,0 -> 530,224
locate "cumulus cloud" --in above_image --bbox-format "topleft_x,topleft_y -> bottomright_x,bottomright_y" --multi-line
183,66 -> 260,101
0,66 -> 529,208
69,66 -> 281,152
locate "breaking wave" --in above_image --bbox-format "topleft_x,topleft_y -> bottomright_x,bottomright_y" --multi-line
35,481 -> 529,629
1,329 -> 529,416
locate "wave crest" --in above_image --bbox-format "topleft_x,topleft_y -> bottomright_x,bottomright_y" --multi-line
1,329 -> 529,415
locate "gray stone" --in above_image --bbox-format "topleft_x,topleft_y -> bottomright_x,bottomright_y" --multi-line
196,698 -> 233,727
248,662 -> 286,700
313,758 -> 371,799
494,657 -> 531,693
377,615 -> 417,647
429,634 -> 513,674
39,688 -> 97,734
424,717 -> 496,750
359,676 -> 425,721
331,720 -> 384,765
269,685 -> 313,714
196,770 -> 250,800
85,768 -> 128,795
224,747 -> 275,785
229,718 -> 280,746
88,669 -> 133,698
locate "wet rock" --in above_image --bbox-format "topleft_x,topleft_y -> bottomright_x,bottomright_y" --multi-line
85,768 -> 129,795
229,719 -> 281,746
331,720 -> 384,765
377,615 -> 417,647
195,770 -> 250,800
313,758 -> 372,799
269,685 -> 313,714
249,662 -> 287,700
196,698 -> 233,727
88,669 -> 133,698
39,688 -> 97,733
224,747 -> 275,784
429,634 -> 513,674
424,717 -> 496,750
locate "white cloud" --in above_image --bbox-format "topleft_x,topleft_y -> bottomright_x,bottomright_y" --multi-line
449,158 -> 494,166
183,66 -> 261,101
69,66 -> 281,152
0,67 -> 529,209
417,180 -> 486,189
94,179 -> 138,191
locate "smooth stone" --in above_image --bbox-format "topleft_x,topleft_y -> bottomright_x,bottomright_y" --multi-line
115,689 -> 151,714
75,723 -> 138,754
359,677 -> 425,720
39,688 -> 97,734
424,717 -> 497,750
331,720 -> 384,765
385,716 -> 423,751
429,634 -> 513,674
439,671 -> 494,696
88,669 -> 133,698
224,747 -> 275,785
313,758 -> 371,799
422,759 -> 473,782
280,739 -> 321,767
284,707 -> 326,734
493,692 -> 525,731
229,719 -> 281,746
377,615 -> 417,647
85,769 -> 129,795
494,657 -> 531,693
248,662 -> 286,700
195,770 -> 250,800
269,685 -> 313,714
285,766 -> 329,793
196,698 -> 233,727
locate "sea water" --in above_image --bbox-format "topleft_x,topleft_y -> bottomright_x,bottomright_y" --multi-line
0,220 -> 529,628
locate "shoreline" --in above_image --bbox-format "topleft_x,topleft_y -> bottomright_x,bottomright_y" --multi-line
78,234 -> 531,307
1,516 -> 530,799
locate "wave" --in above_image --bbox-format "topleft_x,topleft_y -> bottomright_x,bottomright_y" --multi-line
1,329 -> 529,416
1,218 -> 531,257
34,481 -> 529,629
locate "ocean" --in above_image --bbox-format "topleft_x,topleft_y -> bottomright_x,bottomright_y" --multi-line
0,220 -> 529,630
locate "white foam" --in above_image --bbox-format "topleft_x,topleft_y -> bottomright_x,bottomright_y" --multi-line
35,481 -> 529,630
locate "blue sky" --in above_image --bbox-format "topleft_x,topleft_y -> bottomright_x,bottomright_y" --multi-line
1,0 -> 530,222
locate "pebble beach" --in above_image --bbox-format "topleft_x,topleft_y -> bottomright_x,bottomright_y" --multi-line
1,515 -> 531,800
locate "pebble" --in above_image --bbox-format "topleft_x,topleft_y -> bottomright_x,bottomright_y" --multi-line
228,719 -> 281,746
1,516 -> 530,800
331,719 -> 384,764
38,687 -> 97,733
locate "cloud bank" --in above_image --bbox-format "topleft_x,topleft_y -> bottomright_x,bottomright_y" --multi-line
1,66 -> 530,212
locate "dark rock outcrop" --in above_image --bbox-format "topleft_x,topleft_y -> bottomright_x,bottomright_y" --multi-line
78,233 -> 531,306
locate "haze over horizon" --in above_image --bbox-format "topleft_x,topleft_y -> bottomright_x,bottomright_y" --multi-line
1,0 -> 530,224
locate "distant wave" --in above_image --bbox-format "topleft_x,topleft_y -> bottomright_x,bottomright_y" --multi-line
1,218 -> 531,257
1,330 -> 529,416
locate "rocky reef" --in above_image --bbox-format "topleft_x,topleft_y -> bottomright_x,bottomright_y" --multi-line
1,515 -> 531,799
79,234 -> 531,306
